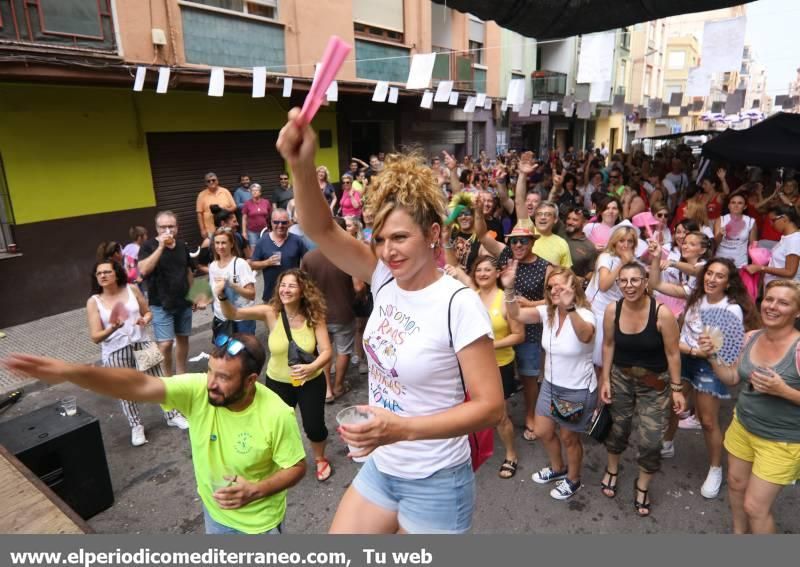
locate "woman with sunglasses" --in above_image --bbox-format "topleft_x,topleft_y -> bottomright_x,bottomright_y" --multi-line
86,260 -> 159,447
277,110 -> 503,534
444,255 -> 524,479
505,266 -> 596,499
208,228 -> 256,339
656,257 -> 759,499
745,205 -> 800,283
698,280 -> 800,534
598,262 -> 684,515
650,202 -> 672,249
216,269 -> 334,482
339,175 -> 363,219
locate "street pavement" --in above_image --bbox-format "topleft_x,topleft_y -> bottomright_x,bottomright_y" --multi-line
1,288 -> 798,534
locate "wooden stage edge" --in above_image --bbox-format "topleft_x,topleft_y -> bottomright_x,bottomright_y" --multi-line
0,444 -> 91,534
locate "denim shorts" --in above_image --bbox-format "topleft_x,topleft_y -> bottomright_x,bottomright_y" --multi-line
514,340 -> 542,377
352,457 -> 475,534
202,506 -> 282,535
681,354 -> 731,399
151,305 -> 192,341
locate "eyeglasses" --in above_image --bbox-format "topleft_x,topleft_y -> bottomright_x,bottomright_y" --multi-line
458,211 -> 473,217
95,270 -> 114,277
508,237 -> 532,246
279,177 -> 289,181
156,224 -> 176,231
617,277 -> 644,287
342,180 -> 352,185
655,212 -> 669,218
535,212 -> 555,218
272,220 -> 289,225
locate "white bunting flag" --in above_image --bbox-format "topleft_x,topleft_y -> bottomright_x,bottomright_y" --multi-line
434,80 -> 454,102
475,93 -> 487,107
506,78 -> 525,106
550,101 -> 559,112
156,67 -> 170,94
701,17 -> 747,73
388,87 -> 399,104
449,91 -> 459,106
420,90 -> 434,109
531,102 -> 540,114
282,77 -> 293,98
464,96 -> 477,113
252,67 -> 266,98
501,100 -> 509,112
208,67 -> 224,97
686,67 -> 712,97
326,80 -> 338,102
133,66 -> 146,92
372,81 -> 389,102
483,97 -> 492,110
406,53 -> 437,90
577,31 -> 615,84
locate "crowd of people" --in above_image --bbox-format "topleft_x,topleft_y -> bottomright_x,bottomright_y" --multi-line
4,111 -> 800,536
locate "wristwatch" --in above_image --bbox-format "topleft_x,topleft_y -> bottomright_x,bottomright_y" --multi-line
566,305 -> 577,313
217,294 -> 228,301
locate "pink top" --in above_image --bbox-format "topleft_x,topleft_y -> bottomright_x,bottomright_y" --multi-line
339,190 -> 363,217
242,198 -> 272,233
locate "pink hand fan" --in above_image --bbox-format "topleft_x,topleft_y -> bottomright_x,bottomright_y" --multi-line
587,223 -> 612,247
109,302 -> 129,326
296,36 -> 352,128
748,244 -> 771,266
632,211 -> 659,239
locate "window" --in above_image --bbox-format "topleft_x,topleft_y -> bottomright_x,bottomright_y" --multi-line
644,67 -> 652,97
667,51 -> 686,70
353,0 -> 404,42
468,16 -> 485,65
186,0 -> 278,20
620,27 -> 631,50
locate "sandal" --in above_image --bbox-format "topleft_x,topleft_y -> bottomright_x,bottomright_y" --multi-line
523,427 -> 538,442
331,381 -> 352,401
315,458 -> 332,482
634,483 -> 651,517
325,393 -> 335,404
600,468 -> 618,498
498,459 -> 518,479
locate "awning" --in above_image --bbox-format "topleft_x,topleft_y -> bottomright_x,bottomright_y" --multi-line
701,113 -> 800,167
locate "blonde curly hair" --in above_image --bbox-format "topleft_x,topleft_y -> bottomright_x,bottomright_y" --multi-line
364,152 -> 447,250
268,269 -> 327,328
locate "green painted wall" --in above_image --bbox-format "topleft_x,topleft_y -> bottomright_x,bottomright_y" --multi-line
0,83 -> 339,225
355,40 -> 410,83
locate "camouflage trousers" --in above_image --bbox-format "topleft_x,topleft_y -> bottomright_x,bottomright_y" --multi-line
605,365 -> 671,473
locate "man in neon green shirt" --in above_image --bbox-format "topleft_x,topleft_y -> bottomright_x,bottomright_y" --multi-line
531,201 -> 573,268
3,334 -> 306,535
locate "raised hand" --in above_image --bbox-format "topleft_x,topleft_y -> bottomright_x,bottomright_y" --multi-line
500,260 -> 518,289
442,150 -> 458,171
518,151 -> 537,175
276,108 -> 318,170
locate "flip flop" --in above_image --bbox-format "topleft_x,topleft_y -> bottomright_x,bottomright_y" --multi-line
315,458 -> 332,482
523,427 -> 538,442
332,381 -> 352,401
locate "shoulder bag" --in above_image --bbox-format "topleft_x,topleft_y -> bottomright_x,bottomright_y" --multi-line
281,309 -> 317,366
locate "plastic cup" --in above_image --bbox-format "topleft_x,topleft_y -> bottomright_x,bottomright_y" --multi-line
59,396 -> 77,417
291,377 -> 303,387
272,251 -> 282,264
336,406 -> 373,463
210,472 -> 237,494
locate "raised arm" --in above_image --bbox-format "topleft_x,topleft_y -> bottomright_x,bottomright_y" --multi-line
444,151 -> 461,194
647,241 -> 688,298
276,110 -> 376,283
495,168 -> 515,215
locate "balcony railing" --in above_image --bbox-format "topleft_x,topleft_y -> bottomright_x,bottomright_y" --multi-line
0,0 -> 117,52
531,70 -> 567,98
432,47 -> 474,90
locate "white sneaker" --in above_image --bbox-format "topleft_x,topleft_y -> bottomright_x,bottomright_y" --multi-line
678,414 -> 703,430
166,414 -> 190,430
550,478 -> 582,500
131,425 -> 147,447
701,466 -> 723,499
661,440 -> 675,459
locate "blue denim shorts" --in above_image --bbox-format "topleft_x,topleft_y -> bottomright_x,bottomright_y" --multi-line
202,506 -> 282,535
514,340 -> 542,377
151,305 -> 192,341
681,354 -> 731,399
352,457 -> 475,534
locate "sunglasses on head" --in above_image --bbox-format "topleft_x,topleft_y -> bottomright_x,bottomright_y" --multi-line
213,334 -> 247,356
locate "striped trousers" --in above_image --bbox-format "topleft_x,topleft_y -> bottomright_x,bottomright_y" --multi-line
104,342 -> 178,427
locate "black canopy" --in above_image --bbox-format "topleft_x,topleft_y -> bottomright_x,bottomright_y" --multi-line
701,113 -> 800,168
431,0 -> 753,40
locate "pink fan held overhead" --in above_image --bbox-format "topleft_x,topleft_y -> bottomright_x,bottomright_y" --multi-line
295,36 -> 352,128
632,211 -> 659,239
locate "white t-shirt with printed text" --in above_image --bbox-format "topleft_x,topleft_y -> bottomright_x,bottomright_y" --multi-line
364,262 -> 493,479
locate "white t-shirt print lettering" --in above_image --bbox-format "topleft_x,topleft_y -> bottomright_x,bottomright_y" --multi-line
363,262 -> 493,479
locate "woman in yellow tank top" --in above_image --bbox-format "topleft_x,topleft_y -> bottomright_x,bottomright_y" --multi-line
445,255 -> 524,479
217,269 -> 334,482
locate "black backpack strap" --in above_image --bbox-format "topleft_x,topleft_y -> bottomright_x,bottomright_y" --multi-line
280,309 -> 293,341
375,276 -> 395,297
447,287 -> 470,397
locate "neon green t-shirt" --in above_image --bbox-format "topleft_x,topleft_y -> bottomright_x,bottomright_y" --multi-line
533,233 -> 573,268
161,373 -> 306,534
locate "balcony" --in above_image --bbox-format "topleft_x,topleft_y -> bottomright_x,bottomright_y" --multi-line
0,0 -> 117,53
432,48 -> 476,91
531,70 -> 567,98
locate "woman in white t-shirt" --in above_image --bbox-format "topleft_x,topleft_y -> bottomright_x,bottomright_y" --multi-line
585,225 -> 638,366
677,258 -> 759,500
714,192 -> 757,269
505,267 -> 596,501
208,228 -> 257,339
276,112 -> 504,534
745,205 -> 800,285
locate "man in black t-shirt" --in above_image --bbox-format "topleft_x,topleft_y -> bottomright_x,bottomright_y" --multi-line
138,212 -> 194,423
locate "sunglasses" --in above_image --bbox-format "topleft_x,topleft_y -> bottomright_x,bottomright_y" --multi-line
206,179 -> 218,184
272,220 -> 289,225
508,237 -> 532,246
655,212 -> 669,218
213,334 -> 247,356
279,177 -> 289,181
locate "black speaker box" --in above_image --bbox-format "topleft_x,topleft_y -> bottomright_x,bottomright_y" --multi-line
0,402 -> 114,519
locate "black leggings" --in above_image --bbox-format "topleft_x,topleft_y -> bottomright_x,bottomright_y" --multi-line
265,375 -> 328,443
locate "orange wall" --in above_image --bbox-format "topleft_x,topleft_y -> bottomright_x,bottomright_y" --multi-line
115,0 -> 183,65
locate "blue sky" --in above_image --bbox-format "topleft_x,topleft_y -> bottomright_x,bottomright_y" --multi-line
745,0 -> 799,95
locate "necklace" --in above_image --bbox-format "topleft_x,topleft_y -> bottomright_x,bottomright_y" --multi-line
286,310 -> 299,322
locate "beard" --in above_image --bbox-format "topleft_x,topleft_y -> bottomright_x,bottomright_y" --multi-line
208,382 -> 248,407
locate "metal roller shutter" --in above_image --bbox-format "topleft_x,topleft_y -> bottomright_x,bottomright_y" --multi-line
146,130 -> 283,247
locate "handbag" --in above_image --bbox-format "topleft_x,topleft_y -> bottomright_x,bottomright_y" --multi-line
449,287 -> 494,471
547,313 -> 587,424
133,341 -> 164,372
281,309 -> 317,366
586,404 -> 612,442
